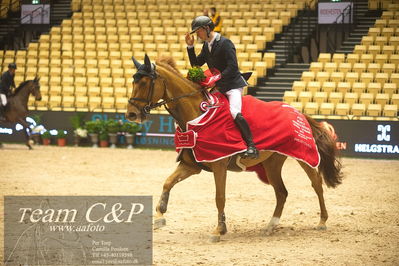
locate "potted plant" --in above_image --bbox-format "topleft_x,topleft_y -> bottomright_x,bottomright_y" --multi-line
106,119 -> 120,148
99,131 -> 109,147
69,113 -> 86,146
41,131 -> 51,145
122,122 -> 141,149
57,130 -> 67,146
85,120 -> 102,147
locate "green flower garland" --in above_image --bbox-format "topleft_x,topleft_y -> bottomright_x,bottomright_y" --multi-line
187,66 -> 206,83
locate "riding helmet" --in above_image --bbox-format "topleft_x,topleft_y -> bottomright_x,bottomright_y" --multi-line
8,63 -> 17,69
190,16 -> 215,34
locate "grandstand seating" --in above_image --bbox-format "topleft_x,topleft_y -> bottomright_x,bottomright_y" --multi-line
284,3 -> 399,120
1,0 -> 318,113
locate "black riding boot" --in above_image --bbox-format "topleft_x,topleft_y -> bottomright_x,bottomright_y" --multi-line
234,113 -> 259,159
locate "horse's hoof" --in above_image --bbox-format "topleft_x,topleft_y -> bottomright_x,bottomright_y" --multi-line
209,234 -> 221,243
154,218 -> 166,230
316,225 -> 327,231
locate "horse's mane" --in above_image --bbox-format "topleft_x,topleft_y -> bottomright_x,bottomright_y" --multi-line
156,56 -> 202,90
13,80 -> 31,95
12,77 -> 38,96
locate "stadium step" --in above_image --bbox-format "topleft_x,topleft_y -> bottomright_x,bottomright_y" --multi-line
249,63 -> 310,101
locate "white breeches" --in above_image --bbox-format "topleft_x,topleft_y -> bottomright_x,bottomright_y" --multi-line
0,94 -> 7,106
225,88 -> 243,119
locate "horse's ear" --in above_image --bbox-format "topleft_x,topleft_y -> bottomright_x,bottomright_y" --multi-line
144,54 -> 151,70
131,56 -> 142,69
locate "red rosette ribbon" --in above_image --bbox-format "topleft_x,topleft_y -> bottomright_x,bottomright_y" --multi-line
199,68 -> 221,88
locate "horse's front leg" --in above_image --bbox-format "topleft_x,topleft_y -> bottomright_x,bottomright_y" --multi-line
154,162 -> 201,229
209,159 -> 229,242
19,118 -> 32,150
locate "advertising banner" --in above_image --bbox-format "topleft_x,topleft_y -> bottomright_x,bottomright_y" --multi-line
21,4 -> 50,24
318,2 -> 353,24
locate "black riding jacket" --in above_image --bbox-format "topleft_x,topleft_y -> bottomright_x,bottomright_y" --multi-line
0,71 -> 15,96
187,34 -> 248,93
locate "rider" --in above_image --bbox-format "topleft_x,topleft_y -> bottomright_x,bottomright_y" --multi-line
0,63 -> 17,120
185,16 -> 259,159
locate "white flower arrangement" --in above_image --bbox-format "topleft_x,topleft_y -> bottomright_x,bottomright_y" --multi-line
74,128 -> 88,138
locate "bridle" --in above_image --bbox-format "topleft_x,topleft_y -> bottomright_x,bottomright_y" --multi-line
128,66 -> 203,116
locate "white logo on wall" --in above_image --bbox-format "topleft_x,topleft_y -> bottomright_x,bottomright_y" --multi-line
377,125 -> 390,141
354,124 -> 398,154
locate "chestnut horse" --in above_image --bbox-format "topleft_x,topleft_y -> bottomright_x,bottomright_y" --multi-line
126,55 -> 343,242
0,77 -> 41,149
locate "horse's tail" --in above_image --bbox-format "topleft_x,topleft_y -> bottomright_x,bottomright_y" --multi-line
305,115 -> 343,188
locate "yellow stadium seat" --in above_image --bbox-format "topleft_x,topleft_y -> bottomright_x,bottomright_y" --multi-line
301,71 -> 315,82
346,54 -> 359,65
332,53 -> 345,64
383,104 -> 398,117
307,81 -> 321,93
88,86 -> 100,96
101,87 -> 114,97
324,62 -> 338,73
114,87 -> 127,98
383,83 -> 397,97
310,62 -> 323,74
352,82 -> 367,95
346,72 -> 359,85
283,91 -> 297,104
352,63 -> 367,75
102,96 -> 115,109
290,101 -> 303,112
313,91 -> 328,104
367,82 -> 382,96
382,63 -> 395,75
335,103 -> 350,116
361,36 -> 374,48
381,27 -> 394,38
375,54 -> 389,66
320,81 -> 335,93
89,96 -> 101,111
351,103 -> 366,116
375,73 -> 389,86
298,91 -> 312,104
319,102 -> 335,115
292,81 -> 306,93
354,45 -> 367,55
304,102 -> 319,115
382,45 -> 394,55
375,93 -> 390,107
359,72 -> 374,86
367,104 -> 382,116
359,93 -> 374,107
337,63 -> 351,74
367,63 -> 381,75
329,92 -> 343,104
318,53 -> 331,63
368,27 -> 380,38
391,73 -> 399,87
392,94 -> 399,106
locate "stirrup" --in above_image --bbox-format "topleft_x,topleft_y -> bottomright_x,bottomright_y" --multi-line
241,146 -> 259,159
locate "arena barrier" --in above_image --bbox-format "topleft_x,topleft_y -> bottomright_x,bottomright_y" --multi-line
0,111 -> 398,159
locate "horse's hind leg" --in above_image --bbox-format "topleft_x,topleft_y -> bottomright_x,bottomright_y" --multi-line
154,162 -> 201,229
298,161 -> 328,230
261,153 -> 288,235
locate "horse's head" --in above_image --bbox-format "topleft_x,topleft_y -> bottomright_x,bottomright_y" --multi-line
126,54 -> 166,122
30,77 -> 42,101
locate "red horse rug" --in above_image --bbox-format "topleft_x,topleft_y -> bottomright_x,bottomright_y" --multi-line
175,92 -> 320,172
